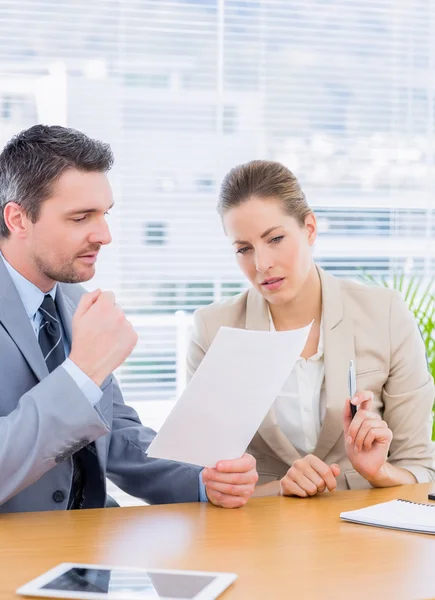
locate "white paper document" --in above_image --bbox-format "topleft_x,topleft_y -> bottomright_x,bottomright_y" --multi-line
147,324 -> 311,467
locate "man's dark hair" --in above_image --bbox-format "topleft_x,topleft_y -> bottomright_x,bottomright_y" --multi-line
0,124 -> 114,238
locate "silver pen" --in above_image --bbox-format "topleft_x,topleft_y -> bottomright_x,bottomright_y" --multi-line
348,360 -> 357,419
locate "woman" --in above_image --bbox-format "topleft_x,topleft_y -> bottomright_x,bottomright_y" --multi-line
187,160 -> 435,498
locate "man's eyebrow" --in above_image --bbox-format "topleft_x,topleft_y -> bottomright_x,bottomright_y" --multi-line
232,226 -> 281,245
65,202 -> 114,216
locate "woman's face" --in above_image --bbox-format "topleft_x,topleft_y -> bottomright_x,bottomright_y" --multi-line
223,196 -> 317,305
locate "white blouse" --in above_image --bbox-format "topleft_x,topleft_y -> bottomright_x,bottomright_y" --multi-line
269,311 -> 326,456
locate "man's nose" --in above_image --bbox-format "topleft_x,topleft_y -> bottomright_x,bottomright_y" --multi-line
90,220 -> 112,246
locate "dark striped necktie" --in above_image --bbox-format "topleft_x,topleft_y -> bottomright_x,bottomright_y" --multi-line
38,294 -> 65,372
38,294 -> 85,510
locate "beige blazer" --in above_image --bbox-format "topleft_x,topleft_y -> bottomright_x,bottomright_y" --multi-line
187,267 -> 435,490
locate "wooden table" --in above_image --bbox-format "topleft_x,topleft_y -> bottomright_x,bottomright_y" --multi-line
2,483 -> 435,600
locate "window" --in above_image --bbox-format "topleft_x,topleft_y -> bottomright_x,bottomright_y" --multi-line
143,222 -> 167,246
317,257 -> 426,277
2,0 -> 435,505
315,208 -> 435,238
223,105 -> 237,133
135,281 -> 242,314
1,95 -> 12,120
0,93 -> 37,124
154,174 -> 177,193
195,175 -> 215,192
123,102 -> 216,131
124,73 -> 170,89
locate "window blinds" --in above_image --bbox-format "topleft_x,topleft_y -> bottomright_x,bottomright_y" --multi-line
1,0 -> 434,406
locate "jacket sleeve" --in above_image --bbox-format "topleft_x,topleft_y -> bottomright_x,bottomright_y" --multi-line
106,378 -> 202,504
383,290 -> 435,482
0,366 -> 109,506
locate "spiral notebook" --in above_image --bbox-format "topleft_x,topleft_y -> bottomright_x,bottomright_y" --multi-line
340,499 -> 435,534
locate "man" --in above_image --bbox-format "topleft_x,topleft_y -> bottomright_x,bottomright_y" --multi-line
0,124 -> 258,513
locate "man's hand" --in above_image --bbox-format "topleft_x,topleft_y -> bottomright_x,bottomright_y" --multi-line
69,290 -> 138,387
202,453 -> 258,508
280,454 -> 340,497
344,391 -> 393,482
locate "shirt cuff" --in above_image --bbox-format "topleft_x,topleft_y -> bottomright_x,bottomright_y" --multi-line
61,358 -> 103,407
198,470 -> 208,502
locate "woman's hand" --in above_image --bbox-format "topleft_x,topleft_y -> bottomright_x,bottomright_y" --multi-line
344,391 -> 393,482
280,454 -> 340,497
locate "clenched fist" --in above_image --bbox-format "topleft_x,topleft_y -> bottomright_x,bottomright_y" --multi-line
69,290 -> 138,386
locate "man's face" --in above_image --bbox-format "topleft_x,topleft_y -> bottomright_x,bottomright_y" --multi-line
24,169 -> 113,285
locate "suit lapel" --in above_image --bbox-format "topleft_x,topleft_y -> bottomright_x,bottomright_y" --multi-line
246,288 -> 303,466
0,258 -> 48,381
313,268 -> 355,460
244,287 -> 270,331
56,285 -> 74,347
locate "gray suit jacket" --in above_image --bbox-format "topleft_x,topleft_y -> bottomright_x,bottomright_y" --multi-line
0,258 -> 201,512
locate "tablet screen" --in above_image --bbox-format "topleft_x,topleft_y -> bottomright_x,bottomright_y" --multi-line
40,567 -> 216,599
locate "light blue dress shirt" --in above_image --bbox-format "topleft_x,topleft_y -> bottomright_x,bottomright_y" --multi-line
1,254 -> 208,502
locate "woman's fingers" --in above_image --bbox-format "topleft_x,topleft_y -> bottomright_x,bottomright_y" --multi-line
347,409 -> 381,445
353,418 -> 387,452
290,468 -> 325,495
280,455 -> 339,497
330,463 -> 340,477
280,477 -> 309,498
350,390 -> 374,412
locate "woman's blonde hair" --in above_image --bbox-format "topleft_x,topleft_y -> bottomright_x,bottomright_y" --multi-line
218,159 -> 312,226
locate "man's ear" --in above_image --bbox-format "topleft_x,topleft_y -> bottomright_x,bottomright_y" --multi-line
3,202 -> 29,238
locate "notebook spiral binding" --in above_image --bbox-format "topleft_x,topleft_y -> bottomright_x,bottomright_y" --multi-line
398,499 -> 435,507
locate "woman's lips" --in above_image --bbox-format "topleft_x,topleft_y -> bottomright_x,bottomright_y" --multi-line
261,277 -> 285,291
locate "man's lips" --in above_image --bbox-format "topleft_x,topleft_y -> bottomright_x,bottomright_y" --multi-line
77,252 -> 99,263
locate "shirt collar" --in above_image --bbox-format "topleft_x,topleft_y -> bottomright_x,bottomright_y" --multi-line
267,305 -> 324,359
0,253 -> 57,319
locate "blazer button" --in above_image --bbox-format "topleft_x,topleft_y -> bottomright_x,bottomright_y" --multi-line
52,490 -> 65,503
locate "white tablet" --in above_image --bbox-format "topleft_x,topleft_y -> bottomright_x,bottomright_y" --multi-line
16,563 -> 237,600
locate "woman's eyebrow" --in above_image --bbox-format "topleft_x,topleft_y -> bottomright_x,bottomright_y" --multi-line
233,225 -> 281,245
